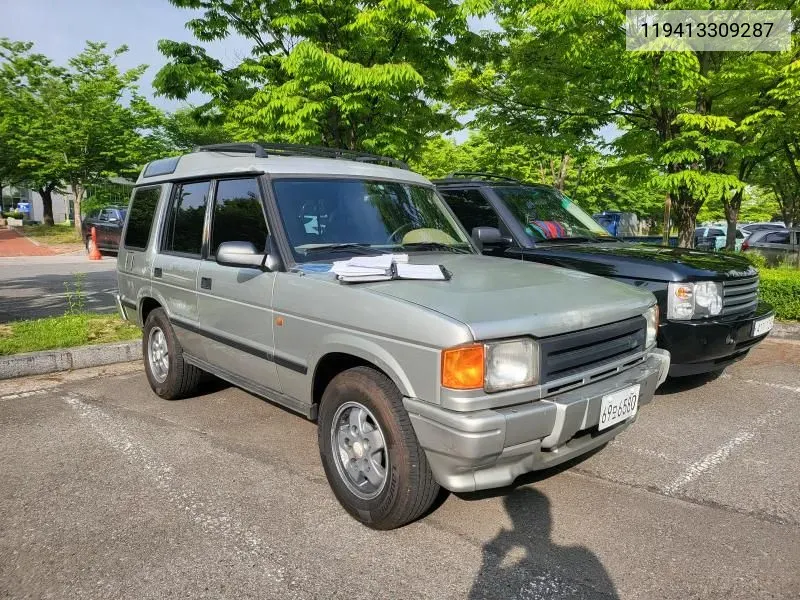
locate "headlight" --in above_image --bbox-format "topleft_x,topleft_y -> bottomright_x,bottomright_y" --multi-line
644,304 -> 659,347
667,281 -> 723,320
441,338 -> 539,393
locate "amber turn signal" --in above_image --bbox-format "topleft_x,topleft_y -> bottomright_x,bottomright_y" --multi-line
441,344 -> 484,390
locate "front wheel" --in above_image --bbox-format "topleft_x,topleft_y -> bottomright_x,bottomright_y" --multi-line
317,366 -> 440,529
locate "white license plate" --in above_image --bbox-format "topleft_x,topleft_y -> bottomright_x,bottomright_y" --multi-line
598,384 -> 640,431
753,315 -> 774,337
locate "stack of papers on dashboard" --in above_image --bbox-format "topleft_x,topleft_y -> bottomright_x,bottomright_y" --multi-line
331,254 -> 448,283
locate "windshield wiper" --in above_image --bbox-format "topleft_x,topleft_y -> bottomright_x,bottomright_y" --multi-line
400,242 -> 472,254
538,237 -> 594,244
301,243 -> 384,255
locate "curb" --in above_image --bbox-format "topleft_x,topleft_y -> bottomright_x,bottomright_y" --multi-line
0,340 -> 141,380
772,321 -> 800,341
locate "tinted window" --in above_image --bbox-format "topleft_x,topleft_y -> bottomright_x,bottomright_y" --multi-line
123,187 -> 161,250
494,186 -> 611,240
764,231 -> 790,244
210,178 -> 268,255
709,228 -> 724,236
163,181 -> 210,255
440,190 -> 499,234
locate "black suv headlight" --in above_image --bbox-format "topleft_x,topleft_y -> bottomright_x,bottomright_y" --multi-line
667,282 -> 723,320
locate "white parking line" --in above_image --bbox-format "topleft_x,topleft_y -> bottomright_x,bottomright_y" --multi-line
720,373 -> 800,395
0,389 -> 48,401
662,407 -> 783,495
61,392 -> 288,585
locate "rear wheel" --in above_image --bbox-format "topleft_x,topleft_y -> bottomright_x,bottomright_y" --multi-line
317,366 -> 440,529
142,308 -> 202,399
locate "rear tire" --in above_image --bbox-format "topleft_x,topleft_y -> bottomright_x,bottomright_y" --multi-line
317,366 -> 440,529
142,308 -> 203,400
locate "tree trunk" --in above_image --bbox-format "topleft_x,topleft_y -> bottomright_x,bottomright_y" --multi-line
673,190 -> 699,248
38,184 -> 55,226
662,193 -> 672,246
723,189 -> 742,251
554,155 -> 570,191
71,181 -> 84,234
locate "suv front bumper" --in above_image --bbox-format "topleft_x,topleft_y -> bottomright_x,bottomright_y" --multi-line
660,301 -> 774,376
404,349 -> 670,493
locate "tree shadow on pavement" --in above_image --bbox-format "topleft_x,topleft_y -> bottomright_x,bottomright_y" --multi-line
468,487 -> 620,600
0,272 -> 118,323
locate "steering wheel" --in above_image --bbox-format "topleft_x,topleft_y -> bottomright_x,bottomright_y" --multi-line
387,223 -> 414,244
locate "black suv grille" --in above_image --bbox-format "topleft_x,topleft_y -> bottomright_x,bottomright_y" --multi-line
539,317 -> 646,383
722,276 -> 759,317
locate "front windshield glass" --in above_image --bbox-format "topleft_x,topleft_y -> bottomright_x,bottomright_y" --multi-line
272,178 -> 473,262
495,186 -> 614,242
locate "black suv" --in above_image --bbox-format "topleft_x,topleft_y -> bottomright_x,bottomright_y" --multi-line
435,173 -> 775,377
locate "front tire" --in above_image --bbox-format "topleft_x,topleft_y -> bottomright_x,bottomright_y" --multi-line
317,366 -> 440,529
142,308 -> 202,399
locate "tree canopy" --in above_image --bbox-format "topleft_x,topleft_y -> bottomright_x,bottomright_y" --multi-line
0,40 -> 165,230
154,0 -> 480,160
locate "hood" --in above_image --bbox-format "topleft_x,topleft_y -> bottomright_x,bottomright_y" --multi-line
519,242 -> 757,282
356,253 -> 655,341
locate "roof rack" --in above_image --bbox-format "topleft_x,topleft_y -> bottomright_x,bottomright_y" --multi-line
193,142 -> 409,170
440,172 -> 522,183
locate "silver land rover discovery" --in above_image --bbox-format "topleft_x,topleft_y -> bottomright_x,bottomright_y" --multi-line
116,143 -> 670,529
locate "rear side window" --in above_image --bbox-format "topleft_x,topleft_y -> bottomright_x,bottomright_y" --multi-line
124,186 -> 161,250
709,228 -> 724,237
210,178 -> 269,256
440,189 -> 499,233
764,231 -> 790,244
162,181 -> 210,256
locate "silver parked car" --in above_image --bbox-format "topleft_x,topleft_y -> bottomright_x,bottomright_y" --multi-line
116,143 -> 670,529
743,228 -> 800,267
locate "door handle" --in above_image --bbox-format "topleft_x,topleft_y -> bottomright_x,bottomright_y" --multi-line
200,277 -> 212,290
154,267 -> 162,278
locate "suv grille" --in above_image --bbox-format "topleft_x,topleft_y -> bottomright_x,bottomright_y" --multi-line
538,317 -> 646,384
722,276 -> 759,317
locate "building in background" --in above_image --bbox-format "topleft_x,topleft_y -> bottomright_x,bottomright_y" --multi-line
1,178 -> 131,223
0,185 -> 73,223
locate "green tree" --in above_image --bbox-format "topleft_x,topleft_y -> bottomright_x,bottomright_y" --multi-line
452,1 -> 799,247
0,39 -> 64,224
0,40 -> 165,231
163,107 -> 230,151
154,0 -> 477,160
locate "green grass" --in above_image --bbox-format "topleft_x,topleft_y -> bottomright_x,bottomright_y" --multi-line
0,313 -> 140,356
22,222 -> 83,245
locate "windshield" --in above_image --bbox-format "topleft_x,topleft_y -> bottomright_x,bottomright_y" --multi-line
495,186 -> 614,242
272,178 -> 473,262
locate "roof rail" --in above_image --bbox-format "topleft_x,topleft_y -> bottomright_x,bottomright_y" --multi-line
194,143 -> 268,158
441,171 -> 521,183
193,141 -> 408,170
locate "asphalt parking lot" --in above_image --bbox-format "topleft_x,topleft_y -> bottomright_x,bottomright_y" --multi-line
1,339 -> 798,599
0,255 -> 117,322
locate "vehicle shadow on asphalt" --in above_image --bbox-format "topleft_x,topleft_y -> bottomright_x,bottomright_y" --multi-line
656,371 -> 724,396
465,486 -> 620,599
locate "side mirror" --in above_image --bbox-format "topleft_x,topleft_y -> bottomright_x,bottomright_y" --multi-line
472,226 -> 512,250
217,241 -> 267,269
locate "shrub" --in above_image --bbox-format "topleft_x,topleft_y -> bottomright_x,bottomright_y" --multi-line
6,210 -> 24,220
738,251 -> 768,270
759,268 -> 800,321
